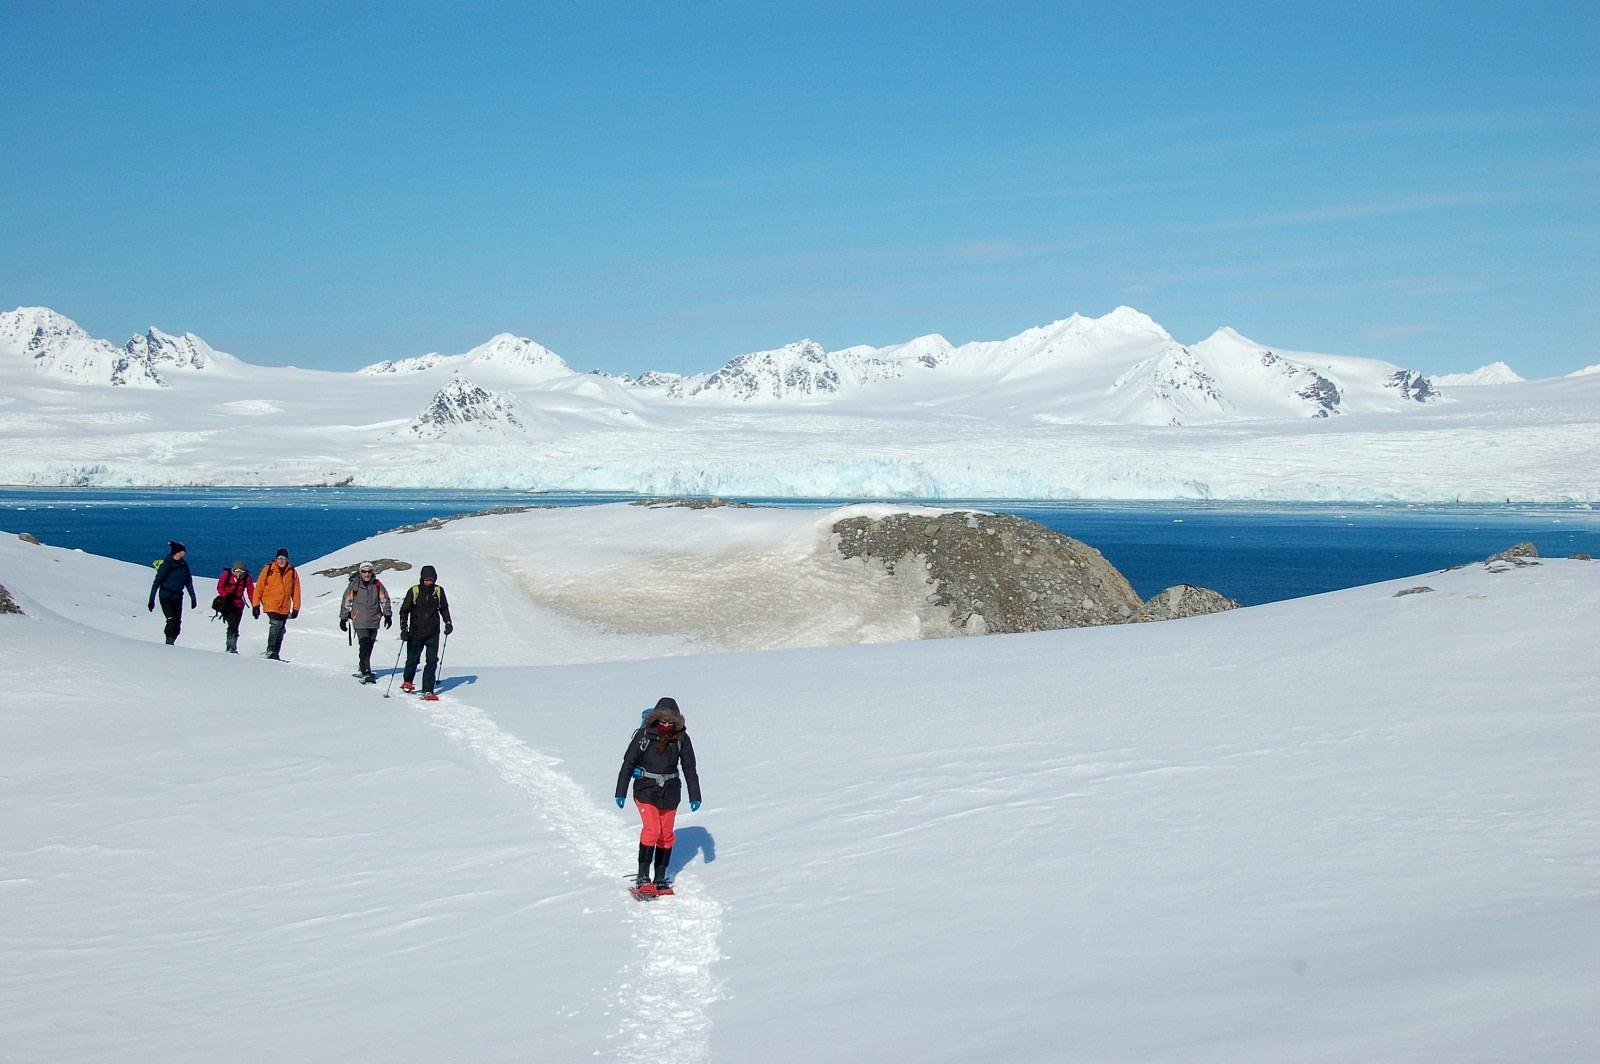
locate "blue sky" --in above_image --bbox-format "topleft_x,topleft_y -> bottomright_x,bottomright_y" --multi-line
3,1 -> 1595,377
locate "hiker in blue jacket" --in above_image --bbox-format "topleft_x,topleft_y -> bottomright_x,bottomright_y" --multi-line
148,540 -> 197,645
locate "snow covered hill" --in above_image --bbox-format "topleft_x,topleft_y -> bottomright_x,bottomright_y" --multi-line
1,507 -> 1594,1063
361,332 -> 572,382
1432,361 -> 1525,386
1,305 -> 1597,500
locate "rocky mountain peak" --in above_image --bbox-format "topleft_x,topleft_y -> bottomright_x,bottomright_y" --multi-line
408,376 -> 525,438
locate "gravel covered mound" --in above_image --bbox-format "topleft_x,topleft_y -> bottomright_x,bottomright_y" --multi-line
833,510 -> 1234,635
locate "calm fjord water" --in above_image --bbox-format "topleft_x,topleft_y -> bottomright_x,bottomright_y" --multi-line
2,487 -> 1596,607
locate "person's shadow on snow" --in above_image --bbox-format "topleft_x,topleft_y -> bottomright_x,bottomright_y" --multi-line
668,826 -> 716,876
436,674 -> 476,693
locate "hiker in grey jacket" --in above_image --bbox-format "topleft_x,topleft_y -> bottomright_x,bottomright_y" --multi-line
339,561 -> 392,683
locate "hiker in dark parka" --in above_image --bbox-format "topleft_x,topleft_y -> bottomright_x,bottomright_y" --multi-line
398,564 -> 452,698
614,697 -> 702,891
215,559 -> 254,654
148,540 -> 198,645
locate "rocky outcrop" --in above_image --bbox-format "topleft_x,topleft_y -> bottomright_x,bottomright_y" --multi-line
1134,584 -> 1240,622
1487,542 -> 1539,562
1386,369 -> 1438,402
0,581 -> 22,615
833,510 -> 1238,634
831,512 -> 1108,634
407,377 -> 525,437
1484,542 -> 1542,572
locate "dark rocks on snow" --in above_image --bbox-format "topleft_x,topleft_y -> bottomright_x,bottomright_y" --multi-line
17,532 -> 40,545
313,558 -> 414,580
1483,542 -> 1542,573
1135,584 -> 1242,621
832,510 -> 1236,635
631,497 -> 753,510
1487,542 -> 1539,562
387,506 -> 535,534
0,582 -> 22,615
1393,586 -> 1436,597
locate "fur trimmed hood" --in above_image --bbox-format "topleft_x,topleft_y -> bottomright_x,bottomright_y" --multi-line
643,697 -> 686,743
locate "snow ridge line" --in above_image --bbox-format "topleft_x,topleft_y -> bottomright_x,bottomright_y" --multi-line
411,695 -> 724,1063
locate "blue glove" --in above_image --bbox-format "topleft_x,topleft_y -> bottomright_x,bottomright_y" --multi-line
632,767 -> 643,778
615,796 -> 625,809
690,800 -> 701,812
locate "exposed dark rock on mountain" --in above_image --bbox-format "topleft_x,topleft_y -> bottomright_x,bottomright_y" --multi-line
408,377 -> 525,437
0,581 -> 22,615
1386,369 -> 1438,402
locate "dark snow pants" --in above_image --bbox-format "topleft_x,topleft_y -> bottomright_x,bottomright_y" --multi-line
159,595 -> 184,644
403,634 -> 439,692
355,628 -> 378,675
220,605 -> 244,653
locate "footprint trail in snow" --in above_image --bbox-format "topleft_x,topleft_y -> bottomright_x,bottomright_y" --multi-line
413,694 -> 725,1062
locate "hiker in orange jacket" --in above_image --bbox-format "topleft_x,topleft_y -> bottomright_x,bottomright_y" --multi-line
252,548 -> 302,660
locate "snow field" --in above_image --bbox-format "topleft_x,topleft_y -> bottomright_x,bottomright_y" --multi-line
1,505 -> 1596,1061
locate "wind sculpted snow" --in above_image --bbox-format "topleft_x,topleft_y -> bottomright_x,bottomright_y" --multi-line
1,509 -> 1596,1062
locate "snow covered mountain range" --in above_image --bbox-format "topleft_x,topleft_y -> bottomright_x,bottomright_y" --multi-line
2,305 -> 1596,500
0,306 -> 235,387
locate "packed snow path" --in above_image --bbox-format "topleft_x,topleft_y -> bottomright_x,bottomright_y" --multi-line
410,692 -> 725,1061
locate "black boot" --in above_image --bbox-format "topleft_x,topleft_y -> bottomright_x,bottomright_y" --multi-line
652,846 -> 673,888
636,843 -> 653,886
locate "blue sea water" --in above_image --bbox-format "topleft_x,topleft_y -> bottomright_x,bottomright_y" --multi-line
2,487 -> 1596,607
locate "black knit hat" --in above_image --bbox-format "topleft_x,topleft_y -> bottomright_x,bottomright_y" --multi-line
275,548 -> 290,560
168,540 -> 186,555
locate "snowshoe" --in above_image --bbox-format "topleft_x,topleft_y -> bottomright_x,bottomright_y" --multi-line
421,692 -> 439,702
400,681 -> 415,693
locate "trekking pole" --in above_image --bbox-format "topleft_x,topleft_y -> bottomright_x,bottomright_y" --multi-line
434,632 -> 449,690
382,637 -> 405,699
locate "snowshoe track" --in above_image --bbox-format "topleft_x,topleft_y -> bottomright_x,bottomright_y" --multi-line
413,694 -> 725,1061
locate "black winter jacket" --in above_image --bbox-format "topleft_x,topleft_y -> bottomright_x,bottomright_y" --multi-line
615,727 -> 701,811
399,583 -> 451,640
